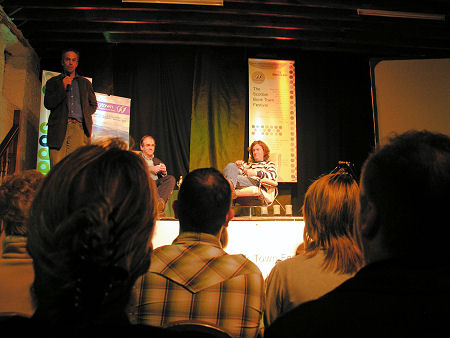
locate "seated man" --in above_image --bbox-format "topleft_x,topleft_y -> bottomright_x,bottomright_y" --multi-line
223,140 -> 277,198
265,130 -> 450,338
133,168 -> 264,338
139,135 -> 175,208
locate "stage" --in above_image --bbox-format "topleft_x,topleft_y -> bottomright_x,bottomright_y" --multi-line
153,217 -> 305,278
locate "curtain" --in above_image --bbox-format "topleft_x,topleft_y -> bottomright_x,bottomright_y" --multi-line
189,48 -> 248,172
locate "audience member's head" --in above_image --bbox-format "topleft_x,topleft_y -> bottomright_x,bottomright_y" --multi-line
358,130 -> 450,263
27,142 -> 157,325
0,170 -> 44,236
174,168 -> 232,236
249,140 -> 270,162
302,169 -> 362,274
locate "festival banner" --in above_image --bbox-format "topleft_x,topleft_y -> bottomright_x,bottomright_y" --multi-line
248,58 -> 297,182
36,70 -> 60,175
91,93 -> 131,146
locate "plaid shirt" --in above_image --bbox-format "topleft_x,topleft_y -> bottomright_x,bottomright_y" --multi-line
134,232 -> 264,337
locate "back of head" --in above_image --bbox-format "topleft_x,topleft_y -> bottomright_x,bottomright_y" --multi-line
0,170 -> 44,236
302,170 -> 362,273
361,130 -> 450,256
176,168 -> 231,235
27,143 -> 157,324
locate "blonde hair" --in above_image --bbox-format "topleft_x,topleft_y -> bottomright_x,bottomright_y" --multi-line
302,170 -> 362,274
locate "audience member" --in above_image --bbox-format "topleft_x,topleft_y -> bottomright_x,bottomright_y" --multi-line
139,135 -> 175,212
265,130 -> 450,338
133,168 -> 264,337
0,141 -> 175,337
264,168 -> 362,326
223,140 -> 277,198
0,170 -> 44,316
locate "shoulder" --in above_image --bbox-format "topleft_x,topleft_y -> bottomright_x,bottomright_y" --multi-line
46,74 -> 63,84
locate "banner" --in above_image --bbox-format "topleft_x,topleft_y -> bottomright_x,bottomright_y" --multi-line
36,71 -> 130,174
36,70 -> 59,175
91,93 -> 131,146
248,59 -> 297,182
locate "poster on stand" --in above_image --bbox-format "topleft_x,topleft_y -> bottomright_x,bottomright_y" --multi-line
248,58 -> 297,182
91,93 -> 131,146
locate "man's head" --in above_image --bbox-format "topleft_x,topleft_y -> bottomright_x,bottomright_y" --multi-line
27,142 -> 158,314
140,135 -> 156,159
61,49 -> 80,76
174,168 -> 233,235
357,130 -> 450,263
249,140 -> 270,162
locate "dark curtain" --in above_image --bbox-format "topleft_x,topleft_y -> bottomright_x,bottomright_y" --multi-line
189,48 -> 248,171
85,45 -> 374,215
111,45 -> 195,180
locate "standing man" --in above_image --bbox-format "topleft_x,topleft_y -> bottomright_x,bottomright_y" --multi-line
133,168 -> 264,337
139,135 -> 175,209
44,49 -> 97,167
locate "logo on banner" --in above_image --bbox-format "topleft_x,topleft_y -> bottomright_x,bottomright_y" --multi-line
252,71 -> 265,84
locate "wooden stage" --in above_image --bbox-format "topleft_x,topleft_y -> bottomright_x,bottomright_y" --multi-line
153,217 -> 305,278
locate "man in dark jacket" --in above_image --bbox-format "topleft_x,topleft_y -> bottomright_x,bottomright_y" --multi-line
44,49 -> 97,167
265,130 -> 450,338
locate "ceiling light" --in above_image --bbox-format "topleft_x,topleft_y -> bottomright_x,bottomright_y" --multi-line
122,0 -> 223,5
357,8 -> 445,21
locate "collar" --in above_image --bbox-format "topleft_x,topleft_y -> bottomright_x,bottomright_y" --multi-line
141,152 -> 154,161
173,232 -> 222,249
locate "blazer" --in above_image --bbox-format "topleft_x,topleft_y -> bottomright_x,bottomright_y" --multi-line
44,74 -> 97,149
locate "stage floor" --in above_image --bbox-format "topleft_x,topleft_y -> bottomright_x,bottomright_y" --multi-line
153,217 -> 305,278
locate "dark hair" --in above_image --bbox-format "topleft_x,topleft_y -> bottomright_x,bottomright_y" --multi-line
302,170 -> 362,274
176,168 -> 231,235
61,49 -> 80,62
360,130 -> 450,255
249,140 -> 270,162
0,170 -> 44,236
27,143 -> 157,324
140,135 -> 155,147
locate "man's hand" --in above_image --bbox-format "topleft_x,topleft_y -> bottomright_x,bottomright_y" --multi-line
149,163 -> 167,175
62,76 -> 73,90
243,169 -> 258,177
235,160 -> 245,168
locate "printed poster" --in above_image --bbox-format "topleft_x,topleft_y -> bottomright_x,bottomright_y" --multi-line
248,58 -> 297,182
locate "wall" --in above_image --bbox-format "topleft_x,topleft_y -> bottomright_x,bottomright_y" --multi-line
0,7 -> 41,171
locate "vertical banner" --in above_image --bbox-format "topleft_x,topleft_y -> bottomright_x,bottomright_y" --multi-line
36,70 -> 59,175
248,59 -> 297,182
92,93 -> 131,146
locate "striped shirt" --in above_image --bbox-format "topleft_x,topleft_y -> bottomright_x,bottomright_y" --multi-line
243,161 -> 277,181
134,232 -> 264,338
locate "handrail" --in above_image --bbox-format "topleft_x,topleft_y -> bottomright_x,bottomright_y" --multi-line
0,124 -> 19,158
0,110 -> 20,182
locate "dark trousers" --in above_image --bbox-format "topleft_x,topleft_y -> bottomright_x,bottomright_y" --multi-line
156,175 -> 175,202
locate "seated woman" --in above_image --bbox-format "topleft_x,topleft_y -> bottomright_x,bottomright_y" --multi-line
264,168 -> 363,327
0,140 -> 174,337
223,140 -> 277,198
0,170 -> 44,316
